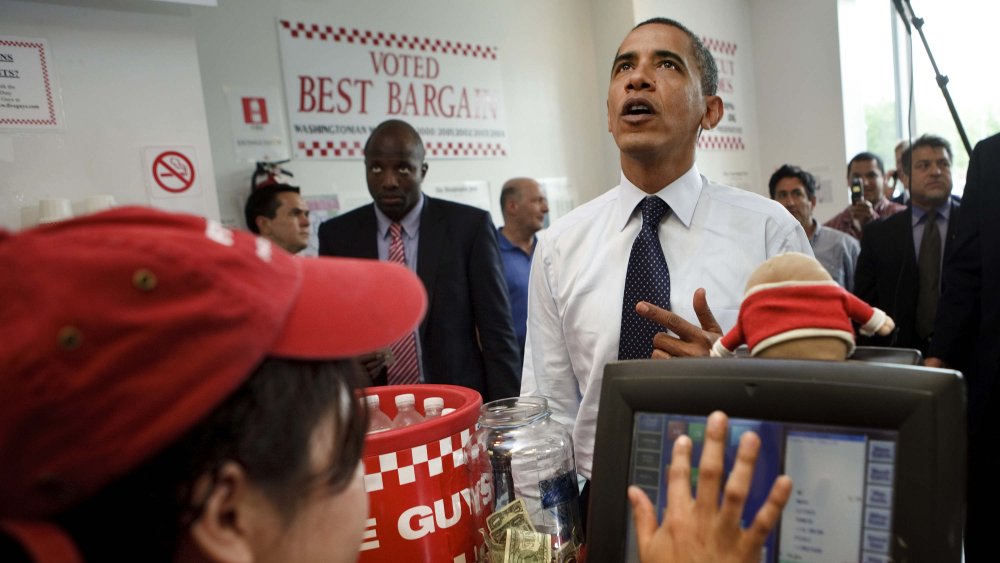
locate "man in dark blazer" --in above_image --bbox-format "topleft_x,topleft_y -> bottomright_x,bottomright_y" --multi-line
854,134 -> 960,356
317,119 -> 521,402
926,132 -> 1000,562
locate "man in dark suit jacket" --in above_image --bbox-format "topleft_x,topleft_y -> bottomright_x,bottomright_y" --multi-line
926,132 -> 1000,562
318,119 -> 521,402
854,135 -> 959,356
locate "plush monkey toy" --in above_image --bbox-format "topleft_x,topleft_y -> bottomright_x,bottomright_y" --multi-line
710,252 -> 895,360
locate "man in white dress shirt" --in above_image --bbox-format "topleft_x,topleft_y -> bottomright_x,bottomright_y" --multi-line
519,17 -> 811,493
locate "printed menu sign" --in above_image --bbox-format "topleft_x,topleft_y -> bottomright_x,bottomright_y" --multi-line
0,35 -> 63,130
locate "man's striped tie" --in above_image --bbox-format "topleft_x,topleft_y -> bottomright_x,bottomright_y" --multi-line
387,222 -> 420,385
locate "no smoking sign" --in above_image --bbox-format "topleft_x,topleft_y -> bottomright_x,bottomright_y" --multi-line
144,146 -> 201,198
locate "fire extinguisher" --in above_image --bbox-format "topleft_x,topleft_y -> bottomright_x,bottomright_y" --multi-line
250,159 -> 295,192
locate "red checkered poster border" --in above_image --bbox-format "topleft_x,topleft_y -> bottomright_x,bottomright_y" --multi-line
426,141 -> 507,158
297,140 -> 364,158
702,36 -> 738,57
698,134 -> 745,151
280,21 -> 498,60
298,141 -> 508,159
0,39 -> 57,127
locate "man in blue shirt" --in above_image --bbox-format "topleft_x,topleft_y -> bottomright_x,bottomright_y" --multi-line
769,164 -> 860,290
497,177 -> 548,360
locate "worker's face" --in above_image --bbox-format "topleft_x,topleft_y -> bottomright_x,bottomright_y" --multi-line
260,192 -> 310,254
365,130 -> 427,222
247,414 -> 368,563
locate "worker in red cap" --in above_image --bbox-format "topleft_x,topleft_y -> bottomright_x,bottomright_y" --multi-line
0,206 -> 427,563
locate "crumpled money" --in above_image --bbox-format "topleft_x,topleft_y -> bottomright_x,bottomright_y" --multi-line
482,498 -> 579,563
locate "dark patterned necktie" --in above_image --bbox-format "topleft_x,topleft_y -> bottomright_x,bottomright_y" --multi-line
916,210 -> 941,340
618,197 -> 672,360
386,222 -> 420,384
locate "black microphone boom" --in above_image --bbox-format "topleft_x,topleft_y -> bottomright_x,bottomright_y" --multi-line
892,0 -> 973,156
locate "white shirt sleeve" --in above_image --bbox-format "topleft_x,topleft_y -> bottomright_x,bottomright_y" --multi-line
520,233 -> 581,432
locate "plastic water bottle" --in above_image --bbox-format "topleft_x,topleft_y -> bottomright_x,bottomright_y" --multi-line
366,395 -> 393,434
392,393 -> 425,428
423,396 -> 444,418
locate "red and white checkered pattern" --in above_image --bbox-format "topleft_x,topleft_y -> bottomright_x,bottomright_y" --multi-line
701,36 -> 738,57
697,134 -> 745,151
363,426 -> 474,492
425,142 -> 507,157
297,140 -> 364,158
280,21 -> 498,60
0,39 -> 57,127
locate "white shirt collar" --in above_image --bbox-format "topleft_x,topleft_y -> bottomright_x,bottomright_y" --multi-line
615,164 -> 702,231
375,192 -> 424,239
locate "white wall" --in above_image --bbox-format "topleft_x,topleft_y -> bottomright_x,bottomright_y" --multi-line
190,0 -> 613,228
0,0 -> 219,229
750,0 -> 850,222
587,0 -> 637,191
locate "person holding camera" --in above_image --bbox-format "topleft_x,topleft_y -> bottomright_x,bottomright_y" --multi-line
824,152 -> 906,241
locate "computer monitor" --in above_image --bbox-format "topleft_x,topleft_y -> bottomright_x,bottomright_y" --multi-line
587,358 -> 965,563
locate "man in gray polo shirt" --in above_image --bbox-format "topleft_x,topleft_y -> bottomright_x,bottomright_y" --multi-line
770,164 -> 860,290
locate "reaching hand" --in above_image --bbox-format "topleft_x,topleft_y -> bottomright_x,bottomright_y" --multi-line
924,357 -> 948,369
628,411 -> 793,563
357,350 -> 390,382
637,288 -> 722,358
848,200 -> 876,226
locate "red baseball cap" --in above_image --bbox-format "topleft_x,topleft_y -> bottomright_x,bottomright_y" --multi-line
0,206 -> 427,561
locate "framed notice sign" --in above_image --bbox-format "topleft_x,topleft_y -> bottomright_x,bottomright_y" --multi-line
277,20 -> 509,160
0,35 -> 64,130
225,86 -> 291,162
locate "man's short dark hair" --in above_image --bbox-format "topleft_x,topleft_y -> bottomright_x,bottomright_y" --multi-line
847,152 -> 885,177
633,17 -> 718,96
363,119 -> 426,161
244,184 -> 300,233
900,134 -> 953,172
768,164 -> 817,200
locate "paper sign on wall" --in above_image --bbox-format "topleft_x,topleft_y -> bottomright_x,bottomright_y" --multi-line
276,20 -> 509,160
144,146 -> 202,199
0,35 -> 64,130
425,181 -> 492,213
225,86 -> 290,163
301,195 -> 340,257
696,36 -> 745,153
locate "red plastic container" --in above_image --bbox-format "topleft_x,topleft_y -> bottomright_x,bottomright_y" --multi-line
359,384 -> 487,562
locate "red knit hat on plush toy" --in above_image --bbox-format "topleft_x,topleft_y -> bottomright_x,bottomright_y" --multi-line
711,280 -> 891,357
710,252 -> 895,358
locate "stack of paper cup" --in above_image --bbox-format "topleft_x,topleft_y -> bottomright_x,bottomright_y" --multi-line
37,199 -> 73,224
83,195 -> 116,214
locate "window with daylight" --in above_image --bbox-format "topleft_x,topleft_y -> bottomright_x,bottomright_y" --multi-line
840,0 -> 1000,197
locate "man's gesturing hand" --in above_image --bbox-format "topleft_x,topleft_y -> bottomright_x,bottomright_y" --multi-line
637,288 -> 723,358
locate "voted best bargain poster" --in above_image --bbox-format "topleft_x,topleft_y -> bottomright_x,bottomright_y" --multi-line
277,20 -> 509,160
